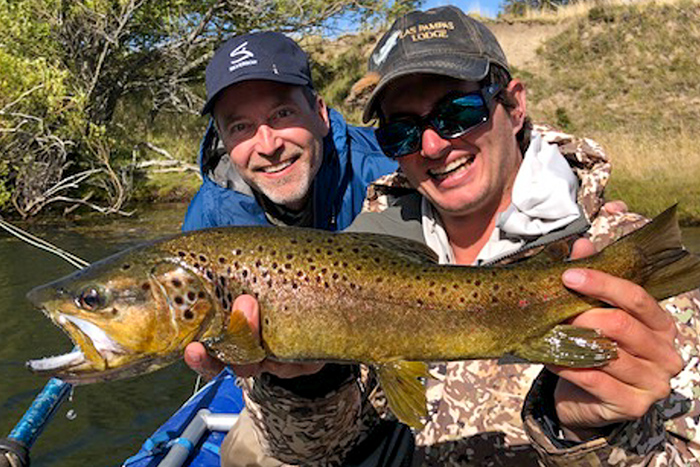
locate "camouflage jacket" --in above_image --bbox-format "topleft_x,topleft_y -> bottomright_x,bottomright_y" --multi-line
237,126 -> 700,467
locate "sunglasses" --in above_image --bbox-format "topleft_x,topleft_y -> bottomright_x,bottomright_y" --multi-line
375,83 -> 501,159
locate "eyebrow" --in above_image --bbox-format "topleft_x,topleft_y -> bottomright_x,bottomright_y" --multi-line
216,94 -> 298,127
216,110 -> 245,127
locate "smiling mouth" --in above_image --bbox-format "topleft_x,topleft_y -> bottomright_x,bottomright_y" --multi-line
258,157 -> 298,174
428,155 -> 475,181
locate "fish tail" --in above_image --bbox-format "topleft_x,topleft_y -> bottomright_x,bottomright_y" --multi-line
628,205 -> 700,300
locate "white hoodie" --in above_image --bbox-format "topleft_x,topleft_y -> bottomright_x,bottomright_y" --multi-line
421,131 -> 581,265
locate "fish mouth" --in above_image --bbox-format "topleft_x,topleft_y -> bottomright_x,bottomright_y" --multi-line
28,351 -> 178,385
27,313 -> 126,378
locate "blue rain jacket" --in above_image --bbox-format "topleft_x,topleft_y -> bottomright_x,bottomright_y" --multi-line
182,109 -> 396,232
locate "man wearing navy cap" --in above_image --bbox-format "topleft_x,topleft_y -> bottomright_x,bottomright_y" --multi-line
183,32 -> 396,232
181,31 -> 400,466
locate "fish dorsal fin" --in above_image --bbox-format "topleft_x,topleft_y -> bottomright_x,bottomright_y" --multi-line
519,240 -> 571,266
375,360 -> 429,429
488,238 -> 575,267
345,232 -> 439,264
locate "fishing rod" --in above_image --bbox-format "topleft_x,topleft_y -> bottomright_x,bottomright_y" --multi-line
0,217 -> 88,467
0,218 -> 88,269
0,379 -> 73,467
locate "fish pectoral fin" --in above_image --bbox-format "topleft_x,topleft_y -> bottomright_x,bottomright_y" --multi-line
375,360 -> 429,429
202,308 -> 266,365
514,325 -> 617,368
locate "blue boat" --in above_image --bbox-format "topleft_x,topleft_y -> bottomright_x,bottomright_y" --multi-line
1,363 -> 244,467
122,369 -> 244,467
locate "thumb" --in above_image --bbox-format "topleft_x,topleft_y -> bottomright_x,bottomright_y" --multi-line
569,237 -> 597,260
232,294 -> 260,340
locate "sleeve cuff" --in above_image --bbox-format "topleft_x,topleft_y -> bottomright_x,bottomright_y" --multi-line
526,369 -> 615,449
522,368 -> 668,465
239,364 -> 379,465
261,363 -> 358,398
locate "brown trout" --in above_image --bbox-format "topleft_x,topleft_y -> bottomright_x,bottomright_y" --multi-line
26,206 -> 700,427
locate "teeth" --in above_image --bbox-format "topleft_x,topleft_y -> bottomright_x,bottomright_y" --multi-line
260,158 -> 295,174
429,156 -> 474,178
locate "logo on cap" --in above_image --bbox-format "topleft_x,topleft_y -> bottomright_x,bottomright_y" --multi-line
229,41 -> 257,72
372,31 -> 401,67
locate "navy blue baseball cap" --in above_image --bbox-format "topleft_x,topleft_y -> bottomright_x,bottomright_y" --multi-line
202,31 -> 313,115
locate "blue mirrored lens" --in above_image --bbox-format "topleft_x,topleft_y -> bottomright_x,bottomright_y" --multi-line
433,95 -> 489,136
376,121 -> 421,159
377,90 -> 493,158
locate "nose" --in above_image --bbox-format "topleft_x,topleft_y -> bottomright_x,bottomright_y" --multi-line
420,127 -> 451,159
253,124 -> 283,157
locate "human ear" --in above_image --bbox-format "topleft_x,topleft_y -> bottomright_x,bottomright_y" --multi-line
315,95 -> 331,137
212,116 -> 233,153
505,79 -> 527,135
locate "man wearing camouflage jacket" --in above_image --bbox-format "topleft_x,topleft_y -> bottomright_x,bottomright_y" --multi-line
236,130 -> 700,466
227,6 -> 700,467
351,127 -> 700,466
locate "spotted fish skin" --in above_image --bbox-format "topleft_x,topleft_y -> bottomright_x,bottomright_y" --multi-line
26,206 -> 700,378
153,227 -> 609,364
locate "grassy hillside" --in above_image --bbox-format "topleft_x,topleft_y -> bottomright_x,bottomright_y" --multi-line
521,1 -> 700,223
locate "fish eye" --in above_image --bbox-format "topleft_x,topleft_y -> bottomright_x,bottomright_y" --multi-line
77,286 -> 107,311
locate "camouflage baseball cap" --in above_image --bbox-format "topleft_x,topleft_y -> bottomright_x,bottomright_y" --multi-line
362,6 -> 509,122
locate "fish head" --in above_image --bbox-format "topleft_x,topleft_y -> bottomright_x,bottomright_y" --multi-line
26,247 -> 217,384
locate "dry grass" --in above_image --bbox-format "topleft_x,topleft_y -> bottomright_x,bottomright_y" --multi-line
517,0 -> 700,223
594,130 -> 700,224
501,0 -> 700,22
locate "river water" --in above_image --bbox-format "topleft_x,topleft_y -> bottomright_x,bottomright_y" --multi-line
0,204 -> 194,466
1,205 -> 699,466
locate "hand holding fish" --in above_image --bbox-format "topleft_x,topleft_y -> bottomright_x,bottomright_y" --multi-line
551,241 -> 684,441
184,295 -> 325,380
